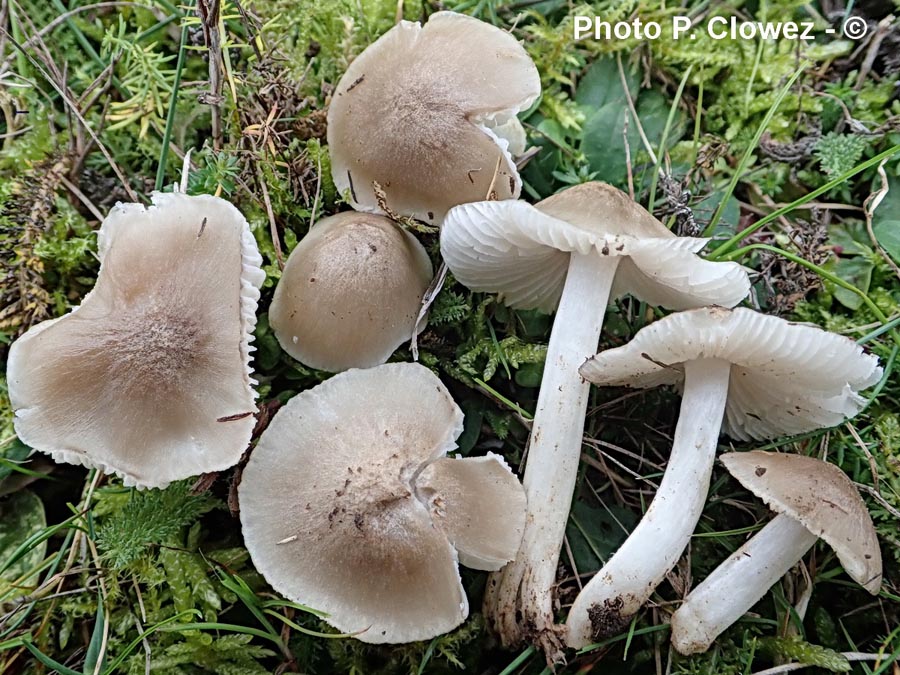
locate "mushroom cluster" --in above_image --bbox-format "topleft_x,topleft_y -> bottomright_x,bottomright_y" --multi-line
441,182 -> 750,656
5,9 -> 539,648
435,172 -> 882,660
567,307 -> 882,648
5,6 -> 887,665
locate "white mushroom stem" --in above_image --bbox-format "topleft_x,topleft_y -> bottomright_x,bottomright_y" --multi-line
488,252 -> 619,656
566,357 -> 732,648
671,514 -> 817,655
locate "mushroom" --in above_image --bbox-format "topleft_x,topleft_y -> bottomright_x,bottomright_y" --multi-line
238,362 -> 526,643
326,11 -> 540,225
6,192 -> 265,488
671,450 -> 882,654
568,307 -> 882,648
439,182 -> 750,656
269,212 -> 432,372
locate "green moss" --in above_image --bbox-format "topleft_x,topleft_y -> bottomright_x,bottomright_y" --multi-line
94,483 -> 219,570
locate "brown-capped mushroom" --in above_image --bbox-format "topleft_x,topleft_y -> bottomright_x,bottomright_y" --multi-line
268,212 -> 432,372
326,11 -> 540,225
671,450 -> 882,654
238,362 -> 526,643
6,192 -> 265,488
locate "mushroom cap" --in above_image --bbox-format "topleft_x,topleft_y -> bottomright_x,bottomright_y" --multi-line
579,307 -> 882,441
239,363 -> 525,643
269,212 -> 432,372
721,450 -> 882,593
7,192 -> 265,488
440,182 -> 750,313
416,452 -> 526,570
326,11 -> 540,225
487,116 -> 527,157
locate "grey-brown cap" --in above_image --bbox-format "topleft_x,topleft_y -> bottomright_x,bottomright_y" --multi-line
721,450 -> 882,593
326,11 -> 540,225
7,192 -> 265,488
579,307 -> 882,441
440,182 -> 750,313
238,363 -> 526,643
269,212 -> 432,372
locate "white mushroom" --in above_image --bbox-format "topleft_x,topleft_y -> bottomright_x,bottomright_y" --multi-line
269,212 -> 432,372
671,451 -> 882,654
238,362 -> 526,643
326,11 -> 540,225
6,192 -> 264,489
568,307 -> 882,648
440,182 -> 750,657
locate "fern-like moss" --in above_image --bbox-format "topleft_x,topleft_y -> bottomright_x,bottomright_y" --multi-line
95,482 -> 218,569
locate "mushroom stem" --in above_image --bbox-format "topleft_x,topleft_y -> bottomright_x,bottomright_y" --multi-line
486,252 -> 619,657
670,514 -> 817,655
565,357 -> 732,648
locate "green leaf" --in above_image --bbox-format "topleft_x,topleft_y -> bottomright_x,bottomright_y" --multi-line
22,640 -> 83,675
514,309 -> 552,338
253,313 -> 283,371
582,90 -> 670,187
514,362 -> 544,388
0,437 -> 33,485
94,481 -> 217,569
575,58 -> 638,109
827,256 -> 874,310
483,410 -> 512,440
429,289 -> 471,326
520,116 -> 566,198
160,548 -> 222,621
565,501 -> 637,572
828,221 -> 873,256
874,220 -> 900,264
456,398 -> 485,455
696,191 -> 741,237
873,174 -> 900,225
148,634 -> 274,674
813,606 -> 840,648
815,132 -> 870,180
0,489 -> 47,601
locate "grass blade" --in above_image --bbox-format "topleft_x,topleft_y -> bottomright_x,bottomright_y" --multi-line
155,0 -> 193,190
702,65 -> 807,237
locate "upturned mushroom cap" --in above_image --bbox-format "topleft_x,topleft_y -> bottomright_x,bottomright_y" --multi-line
238,363 -> 526,643
7,192 -> 265,488
579,307 -> 882,441
440,182 -> 750,313
326,11 -> 540,225
721,450 -> 882,593
269,212 -> 432,372
417,453 -> 526,571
